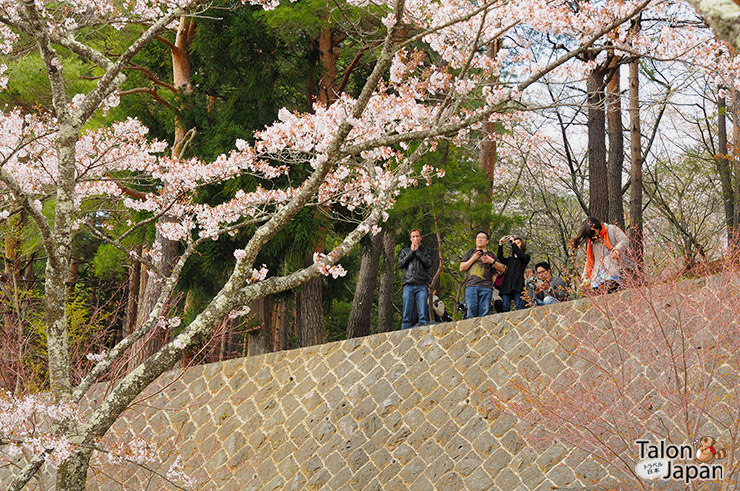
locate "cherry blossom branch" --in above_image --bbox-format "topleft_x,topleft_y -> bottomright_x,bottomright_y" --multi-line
236,0 -> 408,271
516,0 -> 652,93
232,139 -> 431,306
6,448 -> 53,491
71,211 -> 264,402
0,167 -> 59,270
106,189 -> 190,246
340,0 -> 652,158
19,0 -> 71,123
86,445 -> 190,491
76,2 -> 411,440
397,0 -> 503,50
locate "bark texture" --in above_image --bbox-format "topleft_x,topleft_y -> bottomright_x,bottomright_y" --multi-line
247,296 -> 273,356
130,16 -> 195,368
628,44 -> 644,270
716,96 -> 735,237
606,59 -> 625,227
346,233 -> 382,338
587,65 -> 608,221
377,226 -> 396,333
297,275 -> 326,347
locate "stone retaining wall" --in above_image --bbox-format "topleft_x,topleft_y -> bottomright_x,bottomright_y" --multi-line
3,276 -> 738,490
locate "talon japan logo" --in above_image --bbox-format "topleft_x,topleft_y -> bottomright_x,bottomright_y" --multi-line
634,437 -> 727,485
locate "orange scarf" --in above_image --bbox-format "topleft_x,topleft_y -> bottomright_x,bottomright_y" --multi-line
585,225 -> 613,279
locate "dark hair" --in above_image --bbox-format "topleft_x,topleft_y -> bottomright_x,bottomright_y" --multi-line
535,261 -> 550,272
571,217 -> 602,249
476,230 -> 489,239
410,228 -> 422,235
513,237 -> 526,254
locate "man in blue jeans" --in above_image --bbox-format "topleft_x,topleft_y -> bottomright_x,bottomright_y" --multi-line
459,231 -> 503,318
398,229 -> 434,329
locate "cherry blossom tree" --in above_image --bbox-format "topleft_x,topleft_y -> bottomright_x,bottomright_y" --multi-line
685,0 -> 740,49
0,0 -> 657,487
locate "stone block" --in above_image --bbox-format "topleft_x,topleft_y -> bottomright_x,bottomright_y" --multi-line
536,444 -> 567,472
483,448 -> 512,478
408,473 -> 434,491
436,471 -> 465,489
501,429 -> 525,455
398,456 -> 427,484
347,448 -> 370,472
445,434 -> 473,462
547,462 -> 576,487
406,421 -> 435,447
518,461 -> 547,489
347,461 -> 380,490
465,466 -> 495,491
426,453 -> 455,482
386,426 -> 411,451
376,461 -> 403,484
392,443 -> 418,465
575,457 -> 608,484
305,468 -> 331,490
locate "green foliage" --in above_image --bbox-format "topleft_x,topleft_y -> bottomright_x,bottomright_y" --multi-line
389,142 -> 523,306
1,54 -> 94,108
92,244 -> 129,280
326,299 -> 352,342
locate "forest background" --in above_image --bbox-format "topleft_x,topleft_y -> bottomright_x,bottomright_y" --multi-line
1,0 -> 740,488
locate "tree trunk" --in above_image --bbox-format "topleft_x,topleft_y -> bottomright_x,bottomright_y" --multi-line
47,133 -> 77,401
297,253 -> 326,347
377,225 -> 396,333
247,296 -> 273,356
123,244 -> 142,340
716,95 -> 735,238
318,23 -> 340,106
628,35 -> 644,270
3,212 -> 23,393
733,86 -> 740,246
129,229 -> 179,368
606,57 -> 625,228
430,212 -> 444,295
479,40 -> 502,199
587,65 -> 608,221
346,233 -> 382,338
171,16 -> 196,151
279,298 -> 290,350
57,448 -> 93,491
131,17 -> 195,368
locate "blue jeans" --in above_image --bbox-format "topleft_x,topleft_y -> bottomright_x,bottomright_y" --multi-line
402,284 -> 429,329
501,292 -> 526,312
465,286 -> 493,318
534,296 -> 559,306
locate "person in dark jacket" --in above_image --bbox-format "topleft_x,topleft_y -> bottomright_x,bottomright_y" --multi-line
398,229 -> 434,329
497,235 -> 530,311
